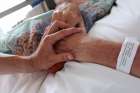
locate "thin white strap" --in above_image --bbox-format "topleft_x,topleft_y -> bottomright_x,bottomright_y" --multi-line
116,37 -> 139,73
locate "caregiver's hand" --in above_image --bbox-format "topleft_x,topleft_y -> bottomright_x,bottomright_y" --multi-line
29,27 -> 81,71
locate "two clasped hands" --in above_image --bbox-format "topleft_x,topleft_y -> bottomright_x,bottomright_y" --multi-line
29,20 -> 86,72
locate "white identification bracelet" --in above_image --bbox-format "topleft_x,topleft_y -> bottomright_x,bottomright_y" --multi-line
116,38 -> 139,73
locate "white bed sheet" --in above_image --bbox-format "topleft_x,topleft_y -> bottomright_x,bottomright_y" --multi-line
40,62 -> 140,93
0,62 -> 140,93
0,0 -> 140,93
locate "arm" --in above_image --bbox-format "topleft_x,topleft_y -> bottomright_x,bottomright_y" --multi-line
73,37 -> 121,68
76,37 -> 140,77
56,33 -> 140,77
0,55 -> 34,73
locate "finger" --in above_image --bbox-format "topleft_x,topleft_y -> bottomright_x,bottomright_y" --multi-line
46,20 -> 71,35
54,53 -> 74,62
48,62 -> 65,74
54,20 -> 70,29
42,21 -> 70,38
52,11 -> 63,22
48,27 -> 82,44
42,26 -> 50,38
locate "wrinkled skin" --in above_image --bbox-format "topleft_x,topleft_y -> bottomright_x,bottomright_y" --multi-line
52,2 -> 86,30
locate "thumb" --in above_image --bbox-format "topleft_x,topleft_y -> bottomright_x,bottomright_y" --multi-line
54,53 -> 74,62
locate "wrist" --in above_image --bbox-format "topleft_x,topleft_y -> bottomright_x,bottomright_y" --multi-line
72,35 -> 93,62
73,37 -> 122,68
21,55 -> 40,72
10,55 -> 39,73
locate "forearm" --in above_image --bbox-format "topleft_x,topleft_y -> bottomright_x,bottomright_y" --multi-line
74,37 -> 140,77
0,54 -> 37,74
73,37 -> 120,67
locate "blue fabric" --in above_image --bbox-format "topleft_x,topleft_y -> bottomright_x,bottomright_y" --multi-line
80,0 -> 116,31
32,0 -> 44,7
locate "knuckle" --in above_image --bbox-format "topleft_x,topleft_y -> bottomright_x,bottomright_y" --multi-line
53,21 -> 61,30
61,54 -> 68,61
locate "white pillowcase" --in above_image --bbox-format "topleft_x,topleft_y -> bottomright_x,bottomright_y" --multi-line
89,0 -> 140,42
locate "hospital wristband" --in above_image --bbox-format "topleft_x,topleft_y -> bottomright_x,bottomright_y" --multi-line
116,38 -> 139,73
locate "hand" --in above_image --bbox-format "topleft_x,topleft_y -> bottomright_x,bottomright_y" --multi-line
29,27 -> 82,71
55,30 -> 88,61
43,20 -> 71,35
45,20 -> 88,62
44,20 -> 87,73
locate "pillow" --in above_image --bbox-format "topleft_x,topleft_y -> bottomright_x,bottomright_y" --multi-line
0,31 -> 10,53
1,10 -> 53,55
89,0 -> 140,42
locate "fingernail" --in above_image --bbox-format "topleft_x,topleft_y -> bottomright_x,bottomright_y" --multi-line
67,54 -> 74,60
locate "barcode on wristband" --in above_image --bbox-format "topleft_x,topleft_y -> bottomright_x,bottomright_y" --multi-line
117,38 -> 139,73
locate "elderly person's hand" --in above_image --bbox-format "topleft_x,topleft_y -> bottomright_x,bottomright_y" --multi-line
44,20 -> 88,61
46,21 -> 88,62
28,22 -> 82,71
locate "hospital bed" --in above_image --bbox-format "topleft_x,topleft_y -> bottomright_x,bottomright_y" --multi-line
0,0 -> 140,93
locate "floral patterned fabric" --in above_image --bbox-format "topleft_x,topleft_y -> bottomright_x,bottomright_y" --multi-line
6,10 -> 53,55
